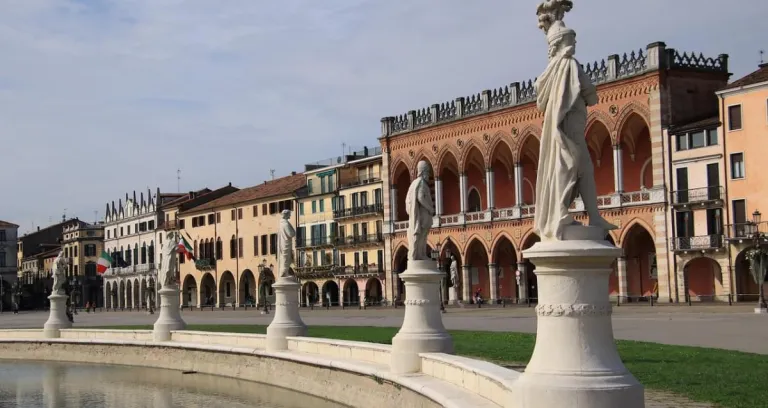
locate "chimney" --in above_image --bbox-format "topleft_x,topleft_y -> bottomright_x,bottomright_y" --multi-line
291,171 -> 296,175
188,191 -> 194,199
37,226 -> 40,232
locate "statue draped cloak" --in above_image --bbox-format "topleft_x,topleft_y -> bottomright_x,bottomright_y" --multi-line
533,44 -> 592,240
405,177 -> 432,260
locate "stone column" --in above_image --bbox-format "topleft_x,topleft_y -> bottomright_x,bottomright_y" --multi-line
461,265 -> 471,302
391,260 -> 453,374
266,277 -> 307,351
616,256 -> 629,302
459,173 -> 468,213
514,162 -> 524,205
512,226 -> 644,408
613,145 -> 624,193
43,293 -> 72,338
153,284 -> 186,341
517,262 -> 529,302
488,263 -> 499,304
434,177 -> 443,216
390,187 -> 399,223
486,168 -> 495,210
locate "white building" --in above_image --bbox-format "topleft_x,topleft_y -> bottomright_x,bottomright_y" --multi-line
0,220 -> 19,308
102,189 -> 182,310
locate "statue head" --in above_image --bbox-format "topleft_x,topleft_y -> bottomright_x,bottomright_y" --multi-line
417,160 -> 431,181
451,254 -> 456,261
281,209 -> 291,219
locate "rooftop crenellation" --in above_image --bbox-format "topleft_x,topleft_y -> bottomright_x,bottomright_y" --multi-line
380,42 -> 729,137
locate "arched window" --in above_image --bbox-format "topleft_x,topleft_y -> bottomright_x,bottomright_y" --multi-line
148,242 -> 155,264
125,246 -> 132,265
230,235 -> 237,259
141,243 -> 147,264
467,188 -> 482,212
133,244 -> 139,266
216,238 -> 223,261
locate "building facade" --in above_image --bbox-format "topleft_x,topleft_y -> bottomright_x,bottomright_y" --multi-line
718,63 -> 768,301
379,42 -> 730,304
0,220 -> 19,309
176,175 -> 303,309
60,219 -> 104,307
296,149 -> 386,307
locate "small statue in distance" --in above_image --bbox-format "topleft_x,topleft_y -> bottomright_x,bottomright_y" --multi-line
159,231 -> 179,288
278,210 -> 296,278
51,250 -> 68,296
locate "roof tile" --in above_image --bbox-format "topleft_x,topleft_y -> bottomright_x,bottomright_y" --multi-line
182,174 -> 305,214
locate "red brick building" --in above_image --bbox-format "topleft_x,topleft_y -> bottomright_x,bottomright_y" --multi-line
379,42 -> 730,304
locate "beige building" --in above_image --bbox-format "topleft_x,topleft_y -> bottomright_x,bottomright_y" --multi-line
60,219 -> 105,307
175,175 -> 304,308
296,148 -> 386,307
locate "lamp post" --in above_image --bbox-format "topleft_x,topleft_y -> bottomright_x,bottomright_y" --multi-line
257,260 -> 271,315
749,210 -> 767,312
431,243 -> 445,313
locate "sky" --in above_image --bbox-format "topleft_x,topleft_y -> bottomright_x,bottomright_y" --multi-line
2,0 -> 767,234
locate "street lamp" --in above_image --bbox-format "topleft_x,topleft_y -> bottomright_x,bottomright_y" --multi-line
431,243 -> 445,313
748,209 -> 767,312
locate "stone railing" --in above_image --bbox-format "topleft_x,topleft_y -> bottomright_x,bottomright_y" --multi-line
105,264 -> 157,277
0,329 -> 509,408
392,187 -> 665,233
381,42 -> 728,137
670,235 -> 724,252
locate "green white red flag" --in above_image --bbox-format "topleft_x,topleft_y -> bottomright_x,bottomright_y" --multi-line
177,235 -> 195,260
97,251 -> 113,274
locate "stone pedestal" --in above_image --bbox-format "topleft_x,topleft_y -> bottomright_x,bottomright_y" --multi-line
43,294 -> 71,338
755,307 -> 768,315
153,286 -> 186,341
391,260 -> 454,374
448,287 -> 458,305
512,226 -> 644,408
266,277 -> 307,351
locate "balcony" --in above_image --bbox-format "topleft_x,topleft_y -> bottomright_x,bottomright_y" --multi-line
332,264 -> 384,277
194,258 -> 215,271
334,203 -> 384,219
672,186 -> 724,207
726,222 -> 768,241
105,263 -> 158,277
160,220 -> 179,230
339,173 -> 382,189
295,263 -> 336,279
297,237 -> 335,249
671,235 -> 724,252
336,234 -> 384,247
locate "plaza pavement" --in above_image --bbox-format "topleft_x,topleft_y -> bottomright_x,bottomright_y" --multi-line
2,304 -> 766,354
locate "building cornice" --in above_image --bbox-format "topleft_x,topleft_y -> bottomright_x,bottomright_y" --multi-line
716,80 -> 768,97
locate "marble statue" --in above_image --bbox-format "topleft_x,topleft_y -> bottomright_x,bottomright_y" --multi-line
533,0 -> 617,241
277,210 -> 296,278
449,256 -> 458,287
405,160 -> 435,260
51,250 -> 67,295
158,231 -> 178,288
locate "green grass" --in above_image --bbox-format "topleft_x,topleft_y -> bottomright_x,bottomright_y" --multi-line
92,325 -> 765,408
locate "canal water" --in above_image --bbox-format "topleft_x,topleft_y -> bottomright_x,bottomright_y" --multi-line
0,360 -> 349,408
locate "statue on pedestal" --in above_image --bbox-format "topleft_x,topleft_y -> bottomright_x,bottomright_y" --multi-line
51,250 -> 67,296
277,210 -> 296,278
533,0 -> 617,241
159,231 -> 178,288
405,161 -> 435,261
449,256 -> 458,288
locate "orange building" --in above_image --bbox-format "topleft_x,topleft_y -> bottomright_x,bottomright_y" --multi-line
718,63 -> 768,301
380,42 -> 730,304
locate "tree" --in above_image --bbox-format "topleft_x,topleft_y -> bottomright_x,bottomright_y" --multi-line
746,247 -> 768,310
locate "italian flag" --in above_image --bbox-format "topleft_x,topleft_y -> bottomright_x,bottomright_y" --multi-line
97,251 -> 112,274
178,235 -> 195,260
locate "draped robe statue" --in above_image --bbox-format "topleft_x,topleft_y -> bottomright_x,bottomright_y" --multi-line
533,4 -> 617,241
159,231 -> 179,288
278,210 -> 296,278
449,256 -> 458,288
405,161 -> 435,260
51,250 -> 67,295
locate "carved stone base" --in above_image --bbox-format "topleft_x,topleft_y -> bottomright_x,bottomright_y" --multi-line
266,277 -> 307,351
153,286 -> 186,341
755,307 -> 768,315
512,225 -> 644,408
44,294 -> 72,338
391,260 -> 454,374
448,287 -> 458,305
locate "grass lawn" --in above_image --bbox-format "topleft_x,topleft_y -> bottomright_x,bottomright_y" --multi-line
96,325 -> 765,408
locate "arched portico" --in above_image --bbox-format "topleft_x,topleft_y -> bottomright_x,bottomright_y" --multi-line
684,257 -> 721,302
302,281 -> 320,307
182,275 -> 197,307
200,273 -> 216,307
343,278 -> 360,307
240,269 -> 256,307
491,234 -> 518,302
218,271 -> 236,307
322,280 -> 340,306
622,223 -> 657,301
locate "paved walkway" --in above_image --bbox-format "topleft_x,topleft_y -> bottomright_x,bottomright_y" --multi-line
2,304 -> 766,354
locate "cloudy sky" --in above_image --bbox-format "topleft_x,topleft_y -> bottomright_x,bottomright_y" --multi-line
2,0 -> 767,234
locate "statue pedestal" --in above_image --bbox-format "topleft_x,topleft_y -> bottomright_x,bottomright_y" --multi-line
391,260 -> 454,374
266,277 -> 307,351
153,286 -> 186,341
512,226 -> 644,408
448,287 -> 458,305
43,294 -> 71,338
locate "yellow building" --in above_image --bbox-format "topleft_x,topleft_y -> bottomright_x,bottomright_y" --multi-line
296,148 -> 385,307
717,63 -> 768,302
60,219 -> 104,307
175,175 -> 304,308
